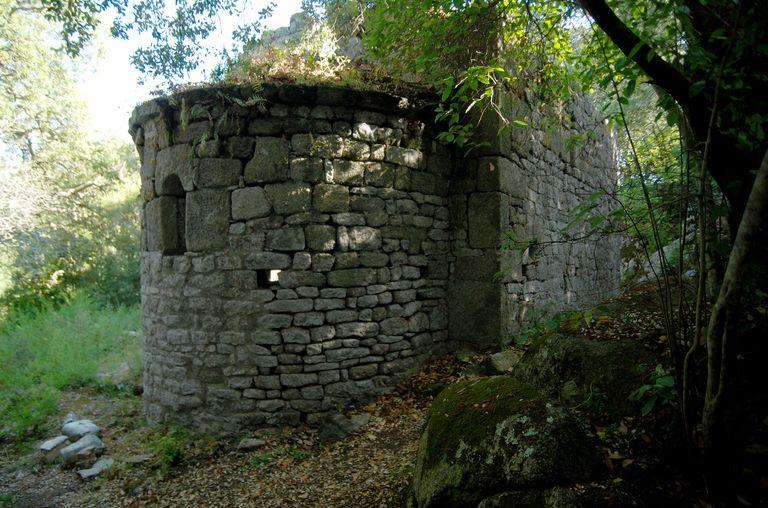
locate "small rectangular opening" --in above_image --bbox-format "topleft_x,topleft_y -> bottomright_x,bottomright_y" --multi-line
256,269 -> 281,287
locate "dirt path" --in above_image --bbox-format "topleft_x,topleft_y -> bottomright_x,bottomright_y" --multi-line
1,357 -> 462,508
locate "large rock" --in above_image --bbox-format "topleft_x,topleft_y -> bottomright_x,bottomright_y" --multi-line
513,334 -> 656,415
61,419 -> 101,439
59,434 -> 105,467
411,376 -> 601,508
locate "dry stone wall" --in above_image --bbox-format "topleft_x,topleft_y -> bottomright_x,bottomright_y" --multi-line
130,83 -> 619,432
131,84 -> 452,431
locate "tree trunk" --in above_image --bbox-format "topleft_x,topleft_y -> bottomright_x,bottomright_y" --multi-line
701,148 -> 768,494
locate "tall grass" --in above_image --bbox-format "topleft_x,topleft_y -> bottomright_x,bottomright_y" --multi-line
0,294 -> 140,440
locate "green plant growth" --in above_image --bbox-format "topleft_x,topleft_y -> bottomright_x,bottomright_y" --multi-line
513,305 -> 607,347
630,364 -> 677,416
250,446 -> 310,466
0,294 -> 140,440
148,426 -> 191,475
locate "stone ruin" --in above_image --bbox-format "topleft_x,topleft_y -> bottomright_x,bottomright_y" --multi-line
129,83 -> 620,432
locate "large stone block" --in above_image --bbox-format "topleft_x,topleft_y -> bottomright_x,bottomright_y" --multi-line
305,225 -> 336,251
245,252 -> 291,270
231,187 -> 271,220
327,268 -> 376,287
449,280 -> 505,348
185,189 -> 229,252
331,160 -> 366,185
385,146 -> 423,168
145,196 -> 184,254
348,226 -> 382,251
313,184 -> 349,213
244,137 -> 290,183
196,158 -> 241,188
264,182 -> 311,214
156,144 -> 195,193
266,228 -> 306,251
468,192 -> 508,249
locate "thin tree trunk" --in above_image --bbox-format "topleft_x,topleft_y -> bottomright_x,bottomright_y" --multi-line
701,148 -> 768,491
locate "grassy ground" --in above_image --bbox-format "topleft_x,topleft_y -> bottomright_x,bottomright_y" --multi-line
0,295 -> 140,441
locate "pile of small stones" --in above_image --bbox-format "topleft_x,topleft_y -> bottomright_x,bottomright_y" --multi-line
38,413 -> 113,479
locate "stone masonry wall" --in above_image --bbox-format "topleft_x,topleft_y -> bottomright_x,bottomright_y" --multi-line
130,85 -> 451,431
130,83 -> 619,432
447,92 -> 620,348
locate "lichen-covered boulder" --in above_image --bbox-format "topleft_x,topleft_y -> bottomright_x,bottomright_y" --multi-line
410,376 -> 602,508
512,334 -> 656,415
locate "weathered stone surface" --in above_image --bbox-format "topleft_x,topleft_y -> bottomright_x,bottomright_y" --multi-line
482,349 -> 522,375
246,252 -> 291,270
385,146 -> 422,169
59,434 -> 105,466
237,438 -> 266,451
265,182 -> 311,214
290,157 -> 324,182
348,226 -> 382,251
196,158 -> 241,188
332,160 -> 366,185
231,187 -> 271,220
267,228 -> 305,251
244,137 -> 290,182
156,144 -> 194,192
39,435 -> 69,462
313,184 -> 349,213
145,196 -> 184,254
513,334 -> 656,415
78,458 -> 114,479
305,225 -> 336,251
185,189 -> 229,252
327,268 -> 376,287
411,377 -> 601,507
318,412 -> 371,443
61,419 -> 101,439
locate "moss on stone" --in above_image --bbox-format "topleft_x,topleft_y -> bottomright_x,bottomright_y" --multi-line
423,376 -> 543,470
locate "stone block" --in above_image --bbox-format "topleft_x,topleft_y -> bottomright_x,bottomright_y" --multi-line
313,184 -> 349,213
231,187 -> 271,220
244,137 -> 290,182
145,196 -> 184,254
468,192 -> 508,249
245,252 -> 291,270
281,327 -> 311,344
227,137 -> 255,159
196,158 -> 241,188
185,189 -> 229,252
348,227 -> 382,251
290,157 -> 324,182
265,182 -> 311,214
364,163 -> 395,187
280,373 -> 318,387
385,146 -> 423,168
156,144 -> 194,192
327,268 -> 376,287
266,228 -> 306,251
267,299 -> 314,313
331,160 -> 366,185
305,225 -> 337,251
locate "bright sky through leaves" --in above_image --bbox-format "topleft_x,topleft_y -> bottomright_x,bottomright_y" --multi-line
78,0 -> 303,143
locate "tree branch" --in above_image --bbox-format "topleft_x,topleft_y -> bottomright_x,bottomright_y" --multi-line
578,0 -> 691,107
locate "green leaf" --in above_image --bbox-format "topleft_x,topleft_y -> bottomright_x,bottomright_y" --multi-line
641,396 -> 657,416
511,119 -> 528,128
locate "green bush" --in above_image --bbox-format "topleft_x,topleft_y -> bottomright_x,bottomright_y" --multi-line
0,177 -> 140,315
0,294 -> 140,439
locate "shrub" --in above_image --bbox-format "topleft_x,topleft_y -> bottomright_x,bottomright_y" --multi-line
0,294 -> 140,439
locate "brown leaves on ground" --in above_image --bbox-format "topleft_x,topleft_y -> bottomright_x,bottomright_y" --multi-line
0,355 -> 464,508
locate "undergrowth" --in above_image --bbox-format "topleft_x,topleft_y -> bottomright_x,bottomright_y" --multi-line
0,294 -> 140,441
